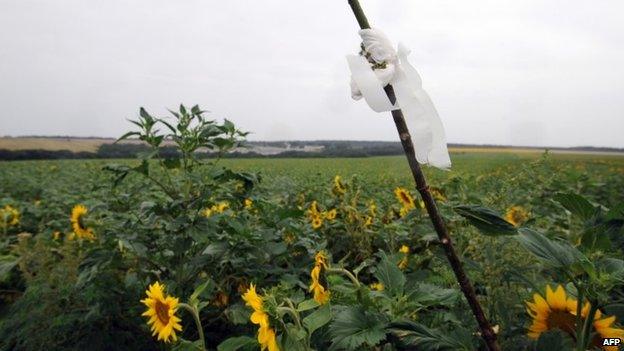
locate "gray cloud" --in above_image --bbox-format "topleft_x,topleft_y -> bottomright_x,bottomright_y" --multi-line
0,0 -> 622,147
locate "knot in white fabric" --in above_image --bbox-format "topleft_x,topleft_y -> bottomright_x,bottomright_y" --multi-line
346,28 -> 452,170
360,29 -> 396,63
350,29 -> 396,100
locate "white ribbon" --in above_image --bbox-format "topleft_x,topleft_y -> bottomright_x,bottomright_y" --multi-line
347,29 -> 451,169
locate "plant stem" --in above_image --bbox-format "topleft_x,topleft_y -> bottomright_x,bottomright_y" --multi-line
575,285 -> 584,350
278,301 -> 303,330
580,301 -> 598,350
327,267 -> 361,288
179,302 -> 206,351
345,1 -> 499,350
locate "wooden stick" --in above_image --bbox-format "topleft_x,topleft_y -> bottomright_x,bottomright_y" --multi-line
346,1 -> 500,350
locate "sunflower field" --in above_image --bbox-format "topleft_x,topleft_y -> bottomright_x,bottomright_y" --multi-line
1,106 -> 624,351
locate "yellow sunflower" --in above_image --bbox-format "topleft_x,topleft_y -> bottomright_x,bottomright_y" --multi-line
283,232 -> 296,244
140,282 -> 182,343
430,187 -> 447,202
242,283 -> 264,314
398,257 -> 409,270
394,187 -> 416,209
397,245 -> 410,270
201,207 -> 214,217
370,282 -> 385,291
325,209 -> 337,221
310,215 -> 323,229
364,215 -> 373,227
526,285 -> 575,339
526,284 -> 624,349
307,201 -> 320,219
242,284 -> 280,351
258,326 -> 279,351
332,175 -> 346,196
215,201 -> 229,213
368,200 -> 377,216
0,205 -> 20,227
505,206 -> 529,227
315,251 -> 328,268
202,201 -> 230,217
70,204 -> 95,240
310,265 -> 330,304
309,251 -> 330,305
244,198 -> 253,209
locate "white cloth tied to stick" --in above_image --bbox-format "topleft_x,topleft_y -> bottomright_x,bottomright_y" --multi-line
347,29 -> 451,169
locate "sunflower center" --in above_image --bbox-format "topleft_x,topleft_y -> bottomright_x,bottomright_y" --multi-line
155,300 -> 171,325
399,193 -> 412,205
77,214 -> 87,231
546,310 -> 577,338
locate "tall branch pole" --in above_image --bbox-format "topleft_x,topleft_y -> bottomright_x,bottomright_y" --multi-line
346,1 -> 500,350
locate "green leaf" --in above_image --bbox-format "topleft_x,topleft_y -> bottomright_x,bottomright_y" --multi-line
217,336 -> 256,351
329,307 -> 387,351
157,118 -> 177,134
580,225 -> 612,251
191,105 -> 202,115
264,242 -> 287,256
133,160 -> 149,176
281,327 -> 308,351
406,283 -> 459,308
286,325 -> 307,341
302,303 -> 331,336
224,304 -> 251,325
534,330 -> 574,350
102,163 -> 131,186
606,203 -> 624,221
202,242 -> 228,256
553,193 -> 598,221
454,205 -> 518,236
163,158 -> 181,169
213,137 -> 234,149
0,255 -> 18,282
516,228 -> 593,276
115,131 -> 140,142
172,339 -> 205,351
189,279 -> 214,308
387,320 -> 473,350
297,299 -> 320,312
598,258 -> 624,282
139,107 -> 152,119
223,119 -> 235,133
374,253 -> 406,296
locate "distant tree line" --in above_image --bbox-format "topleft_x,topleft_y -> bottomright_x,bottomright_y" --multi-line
0,140 -> 409,160
0,140 -> 622,160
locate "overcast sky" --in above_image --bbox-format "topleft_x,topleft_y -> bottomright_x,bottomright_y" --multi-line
1,0 -> 623,147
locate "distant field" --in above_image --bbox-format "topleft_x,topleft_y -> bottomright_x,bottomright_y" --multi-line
0,137 -> 108,152
1,137 -> 623,156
